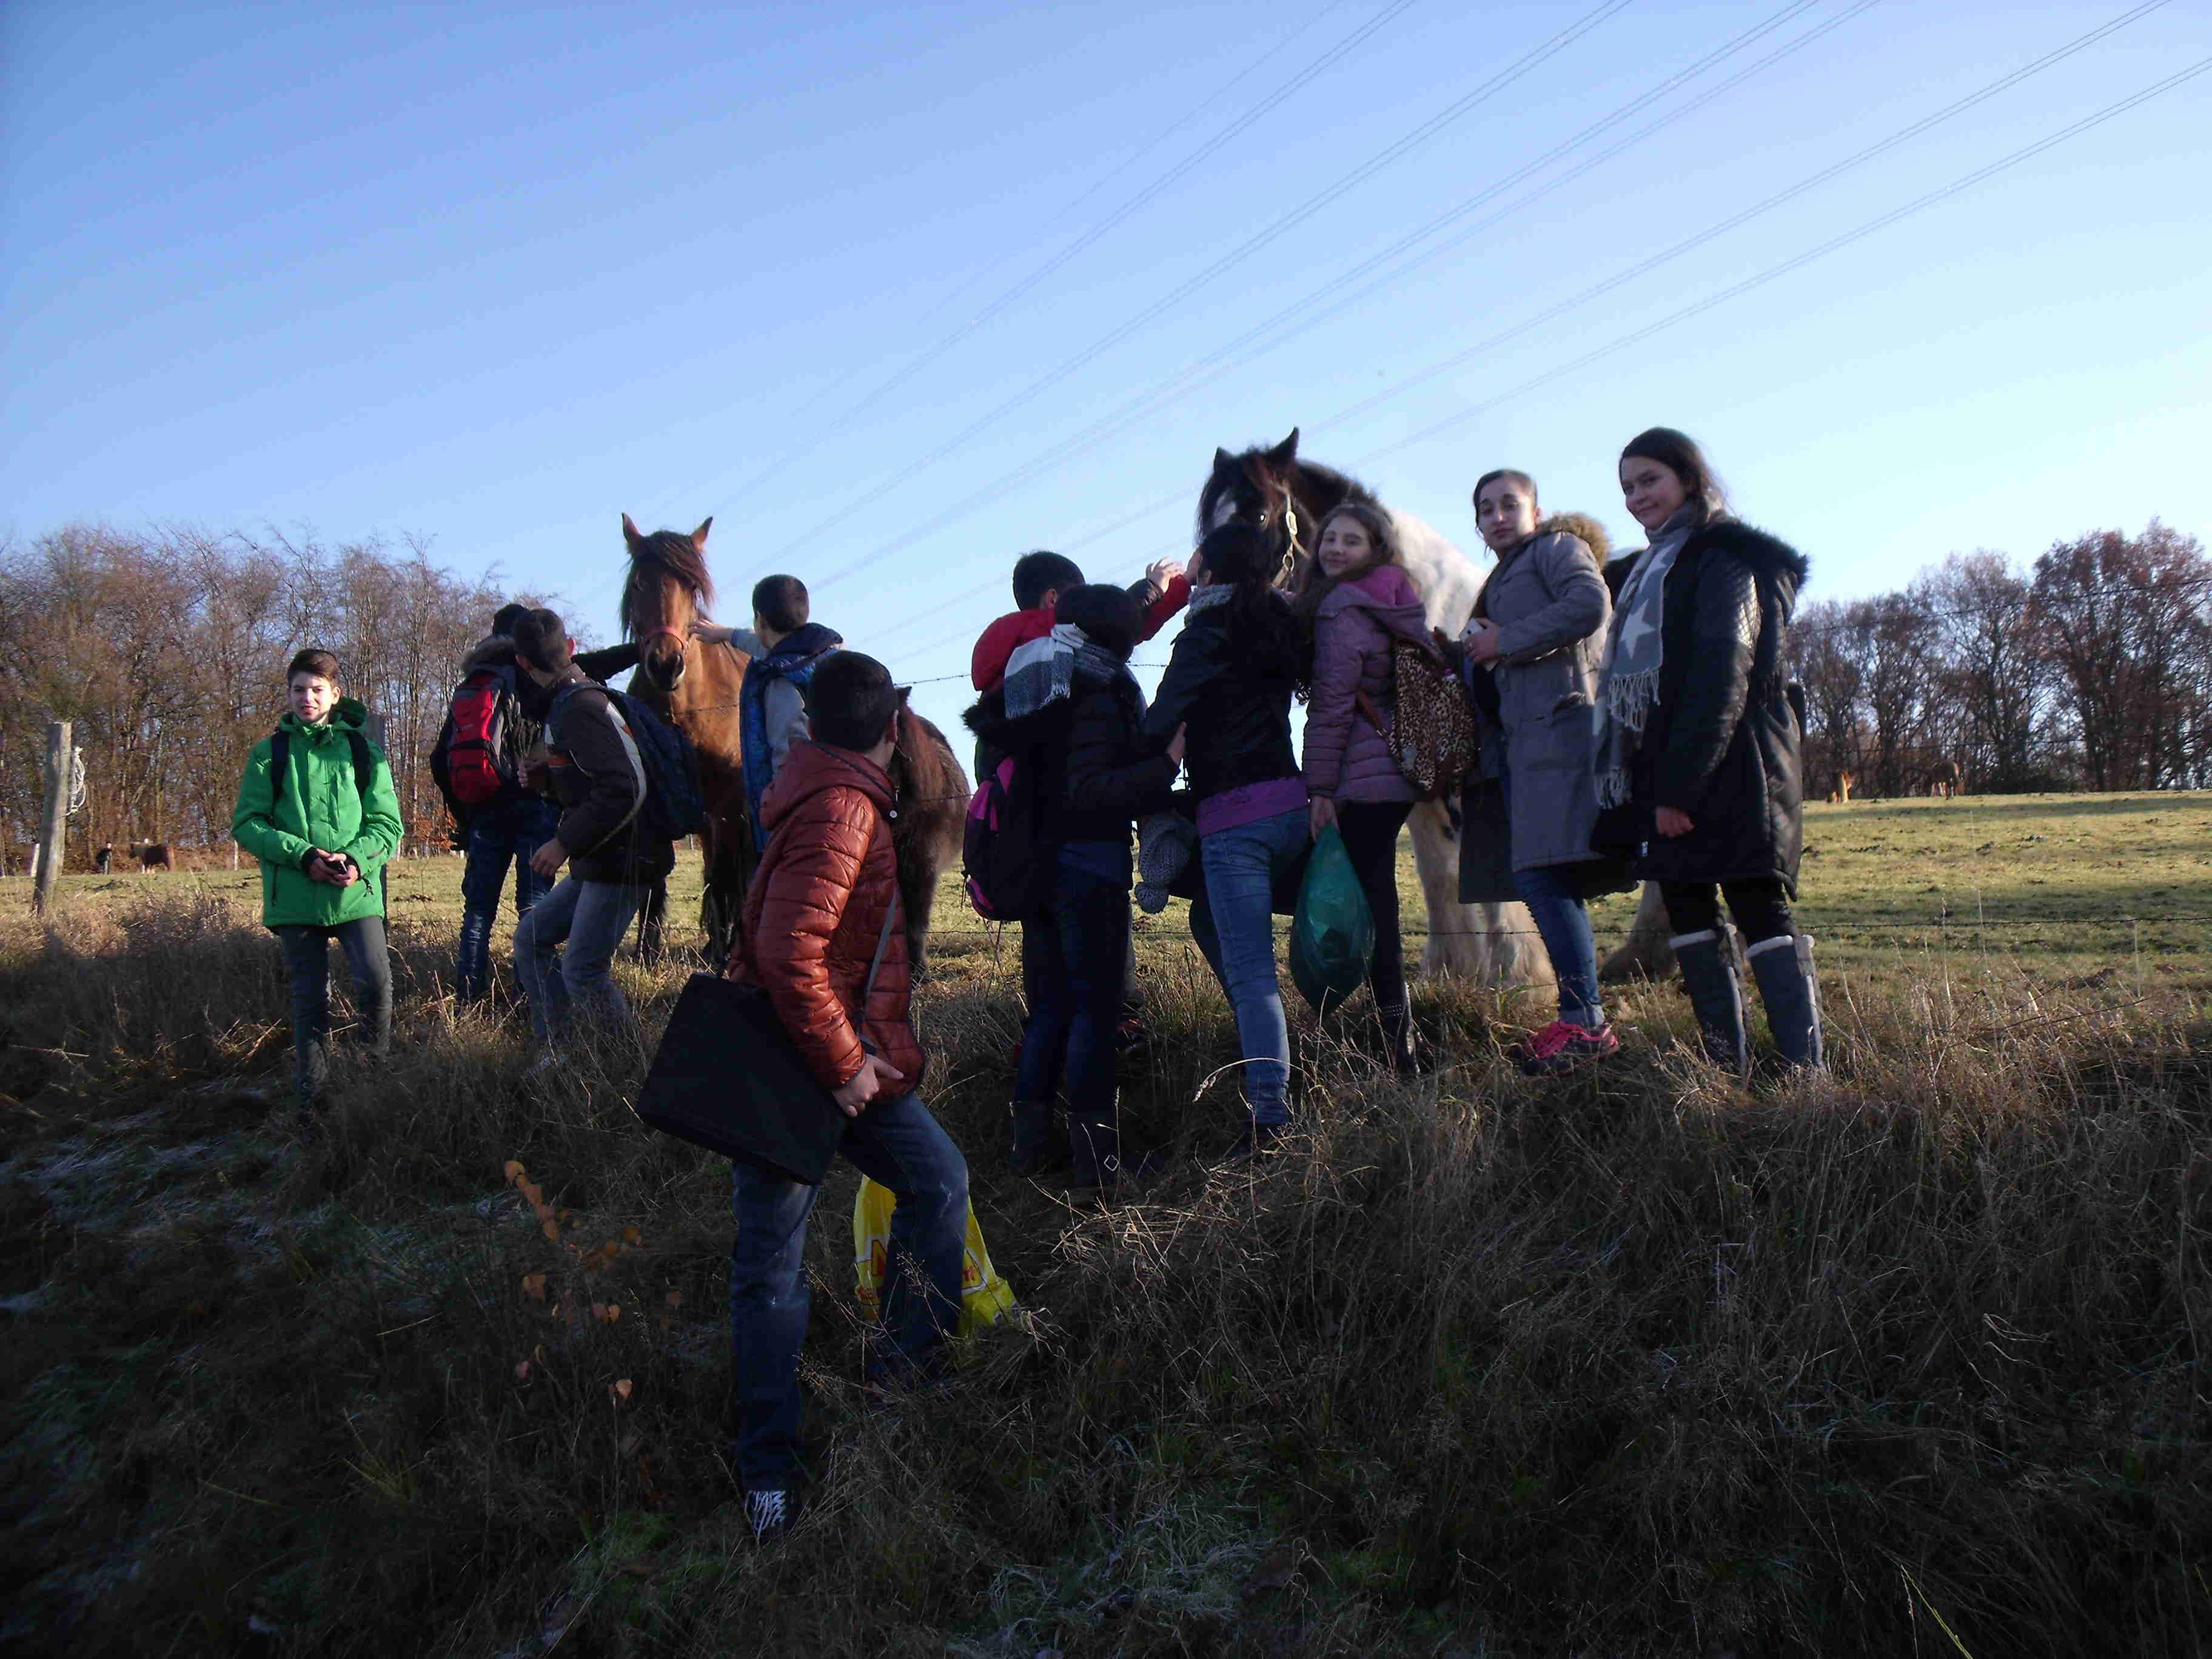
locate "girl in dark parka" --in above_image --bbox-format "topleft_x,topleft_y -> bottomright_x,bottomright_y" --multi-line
1594,427 -> 1823,1071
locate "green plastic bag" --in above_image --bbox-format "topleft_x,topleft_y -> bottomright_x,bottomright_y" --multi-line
1289,824 -> 1375,1010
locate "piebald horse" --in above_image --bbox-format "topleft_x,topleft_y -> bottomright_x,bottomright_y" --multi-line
1198,431 -> 1552,988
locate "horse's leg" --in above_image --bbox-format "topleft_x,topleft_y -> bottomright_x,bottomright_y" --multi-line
1406,799 -> 1554,986
1599,882 -> 1674,982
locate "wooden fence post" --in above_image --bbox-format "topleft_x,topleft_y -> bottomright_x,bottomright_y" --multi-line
33,720 -> 70,917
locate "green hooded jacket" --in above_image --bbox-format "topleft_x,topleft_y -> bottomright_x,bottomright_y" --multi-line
231,699 -> 406,928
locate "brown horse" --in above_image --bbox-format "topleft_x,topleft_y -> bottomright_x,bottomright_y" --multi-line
619,514 -> 752,962
886,690 -> 970,974
1199,431 -> 1549,988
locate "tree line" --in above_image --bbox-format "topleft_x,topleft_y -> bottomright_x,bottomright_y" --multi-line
1790,521 -> 2208,797
0,524 -> 529,870
1,516 -> 2202,871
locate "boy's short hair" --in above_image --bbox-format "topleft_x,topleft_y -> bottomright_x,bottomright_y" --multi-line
752,574 -> 809,635
287,648 -> 341,685
511,608 -> 572,674
492,602 -> 529,635
1012,551 -> 1085,611
806,651 -> 900,752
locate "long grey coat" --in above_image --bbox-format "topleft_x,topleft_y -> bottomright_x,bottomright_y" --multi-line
1459,514 -> 1631,903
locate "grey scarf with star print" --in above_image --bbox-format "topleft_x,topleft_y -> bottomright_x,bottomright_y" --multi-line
1594,506 -> 1698,809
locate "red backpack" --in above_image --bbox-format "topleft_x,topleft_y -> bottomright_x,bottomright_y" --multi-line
441,663 -> 527,808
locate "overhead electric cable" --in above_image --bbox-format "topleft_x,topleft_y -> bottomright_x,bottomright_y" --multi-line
823,0 -> 1857,595
756,0 -> 1640,575
635,0 -> 1412,526
881,42 -> 2208,669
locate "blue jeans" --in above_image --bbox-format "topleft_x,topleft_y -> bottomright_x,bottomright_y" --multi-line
1498,760 -> 1604,1027
456,796 -> 563,1000
1188,807 -> 1309,1126
728,1089 -> 969,1487
1013,842 -> 1134,1182
274,919 -> 392,1111
512,876 -> 644,1045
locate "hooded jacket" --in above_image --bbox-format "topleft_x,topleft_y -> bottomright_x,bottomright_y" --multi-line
1301,563 -> 1432,804
440,634 -> 642,813
532,663 -> 675,885
232,698 -> 406,928
732,621 -> 842,846
729,742 -> 925,1094
1603,518 -> 1810,891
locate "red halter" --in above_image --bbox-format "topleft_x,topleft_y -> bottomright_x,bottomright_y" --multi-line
637,625 -> 687,652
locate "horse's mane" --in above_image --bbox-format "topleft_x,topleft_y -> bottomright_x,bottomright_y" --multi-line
620,529 -> 716,639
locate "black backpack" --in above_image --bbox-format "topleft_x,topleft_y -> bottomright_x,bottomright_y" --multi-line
269,722 -> 386,916
546,683 -> 707,843
961,749 -> 1047,921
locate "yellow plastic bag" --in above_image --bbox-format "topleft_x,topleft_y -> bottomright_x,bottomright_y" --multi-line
852,1176 -> 1018,1336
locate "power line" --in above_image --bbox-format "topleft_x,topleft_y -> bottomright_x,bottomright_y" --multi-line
629,0 -> 1413,530
819,0 -> 1861,603
764,0 -> 1640,581
870,2 -> 2187,672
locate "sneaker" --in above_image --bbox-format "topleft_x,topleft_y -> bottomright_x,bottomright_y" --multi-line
1114,1017 -> 1150,1054
743,1488 -> 791,1543
1509,1020 -> 1620,1077
522,1049 -> 566,1081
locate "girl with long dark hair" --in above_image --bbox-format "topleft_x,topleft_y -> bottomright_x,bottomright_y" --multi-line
1455,469 -> 1627,1073
1145,521 -> 1306,1156
1595,427 -> 1822,1071
1293,502 -> 1429,1070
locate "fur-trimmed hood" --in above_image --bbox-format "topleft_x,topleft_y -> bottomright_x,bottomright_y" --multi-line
1603,518 -> 1807,596
1535,511 -> 1611,561
461,633 -> 518,675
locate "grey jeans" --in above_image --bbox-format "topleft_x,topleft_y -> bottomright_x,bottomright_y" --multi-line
512,877 -> 645,1044
274,919 -> 392,1110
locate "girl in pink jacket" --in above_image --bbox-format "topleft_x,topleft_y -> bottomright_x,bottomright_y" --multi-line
1295,503 -> 1434,1071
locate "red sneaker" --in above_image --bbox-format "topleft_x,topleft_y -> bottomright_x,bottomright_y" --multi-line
1510,1020 -> 1619,1076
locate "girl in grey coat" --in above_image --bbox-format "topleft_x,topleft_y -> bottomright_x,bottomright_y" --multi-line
1456,469 -> 1631,1074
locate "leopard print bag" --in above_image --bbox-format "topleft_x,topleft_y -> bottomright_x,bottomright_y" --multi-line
1380,637 -> 1480,799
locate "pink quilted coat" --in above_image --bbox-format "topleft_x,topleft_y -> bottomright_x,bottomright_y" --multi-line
1301,563 -> 1432,804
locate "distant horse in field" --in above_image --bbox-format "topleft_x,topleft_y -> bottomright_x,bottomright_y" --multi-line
887,689 -> 970,974
1923,759 -> 1962,799
1198,429 -> 1550,988
1827,769 -> 1855,805
134,842 -> 174,873
620,514 -> 753,963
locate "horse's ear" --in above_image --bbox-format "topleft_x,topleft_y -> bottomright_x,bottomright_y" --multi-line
896,685 -> 913,708
1213,447 -> 1235,473
691,517 -> 712,548
621,512 -> 643,546
1267,429 -> 1300,467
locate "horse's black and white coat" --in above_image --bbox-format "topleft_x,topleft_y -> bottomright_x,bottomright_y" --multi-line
1195,430 -> 1549,987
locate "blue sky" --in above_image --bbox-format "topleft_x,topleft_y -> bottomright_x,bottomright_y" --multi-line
5,1 -> 2208,738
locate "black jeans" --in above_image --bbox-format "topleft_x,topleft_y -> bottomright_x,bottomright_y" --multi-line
1659,879 -> 1794,947
1335,799 -> 1414,1017
274,918 -> 392,1110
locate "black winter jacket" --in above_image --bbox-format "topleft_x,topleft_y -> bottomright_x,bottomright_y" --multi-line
1604,520 -> 1808,891
1142,597 -> 1299,805
963,665 -> 1177,848
529,663 -> 677,885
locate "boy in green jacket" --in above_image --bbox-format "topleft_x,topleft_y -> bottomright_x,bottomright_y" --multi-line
231,649 -> 406,1125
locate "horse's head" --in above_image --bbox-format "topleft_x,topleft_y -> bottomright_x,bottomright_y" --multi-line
1197,428 -> 1303,547
620,513 -> 715,692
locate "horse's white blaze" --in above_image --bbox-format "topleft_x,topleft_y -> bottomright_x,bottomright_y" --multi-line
1210,491 -> 1245,531
1386,508 -> 1554,989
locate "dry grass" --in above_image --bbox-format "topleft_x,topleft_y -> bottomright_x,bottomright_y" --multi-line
2,802 -> 2210,1656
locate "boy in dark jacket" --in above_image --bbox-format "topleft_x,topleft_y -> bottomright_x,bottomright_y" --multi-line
508,609 -> 671,1056
725,651 -> 969,1541
450,602 -> 643,1003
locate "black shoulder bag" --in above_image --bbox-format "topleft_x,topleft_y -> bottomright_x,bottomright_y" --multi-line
632,891 -> 899,1184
